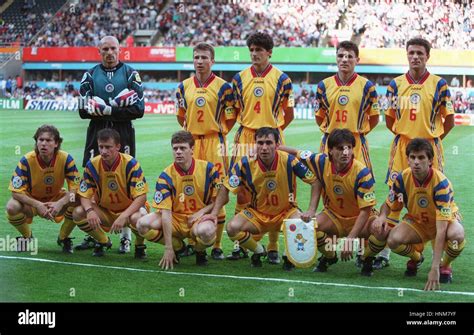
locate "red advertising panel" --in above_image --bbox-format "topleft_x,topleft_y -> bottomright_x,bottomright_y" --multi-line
23,47 -> 175,62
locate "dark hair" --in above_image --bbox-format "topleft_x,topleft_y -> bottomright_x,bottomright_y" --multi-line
33,124 -> 62,153
406,138 -> 434,160
97,128 -> 121,145
171,130 -> 195,148
255,127 -> 280,143
406,37 -> 431,55
193,42 -> 215,60
327,128 -> 356,150
337,40 -> 359,57
246,32 -> 274,51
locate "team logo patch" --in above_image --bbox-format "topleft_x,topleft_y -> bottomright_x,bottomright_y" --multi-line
372,103 -> 379,111
390,171 -> 399,182
333,185 -> 344,195
388,189 -> 396,203
299,150 -> 313,160
254,87 -> 264,97
184,185 -> 194,196
154,191 -> 163,204
12,176 -> 22,189
44,175 -> 54,185
74,176 -> 81,185
305,169 -> 314,179
225,107 -> 234,115
440,207 -> 452,218
266,180 -> 277,191
135,181 -> 145,192
195,97 -> 206,107
363,192 -> 376,202
410,93 -> 421,105
288,93 -> 295,107
229,174 -> 240,188
105,83 -> 114,93
243,209 -> 253,218
417,196 -> 429,208
107,179 -> 118,191
80,180 -> 88,193
446,101 -> 453,110
289,223 -> 297,232
338,95 -> 349,106
134,72 -> 142,83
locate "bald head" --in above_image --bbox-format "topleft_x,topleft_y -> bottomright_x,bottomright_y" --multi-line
98,36 -> 120,68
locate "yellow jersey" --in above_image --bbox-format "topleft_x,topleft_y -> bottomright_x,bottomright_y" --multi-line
297,151 -> 376,217
153,158 -> 220,214
386,167 -> 458,226
232,64 -> 294,129
315,73 -> 379,134
78,153 -> 148,213
176,73 -> 235,135
9,150 -> 80,202
224,151 -> 315,215
385,71 -> 454,139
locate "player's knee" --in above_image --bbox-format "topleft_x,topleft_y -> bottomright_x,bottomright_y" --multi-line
198,225 -> 216,242
226,219 -> 239,236
447,225 -> 465,243
136,218 -> 150,235
386,233 -> 400,249
129,212 -> 143,227
72,206 -> 86,222
6,199 -> 22,216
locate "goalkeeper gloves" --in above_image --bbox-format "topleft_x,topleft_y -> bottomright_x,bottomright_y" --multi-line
109,88 -> 138,107
86,96 -> 112,116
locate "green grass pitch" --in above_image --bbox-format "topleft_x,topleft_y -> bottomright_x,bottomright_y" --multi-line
0,110 -> 473,302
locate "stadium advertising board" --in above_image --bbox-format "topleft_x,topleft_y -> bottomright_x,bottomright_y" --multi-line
25,99 -> 77,111
0,98 -> 23,110
144,102 -> 176,115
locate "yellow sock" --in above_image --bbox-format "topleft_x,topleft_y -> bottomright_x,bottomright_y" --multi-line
267,230 -> 279,252
213,221 -> 225,249
7,212 -> 31,238
363,235 -> 386,259
74,218 -> 108,244
442,240 -> 465,267
229,231 -> 258,252
392,243 -> 421,262
317,231 -> 335,259
58,207 -> 75,240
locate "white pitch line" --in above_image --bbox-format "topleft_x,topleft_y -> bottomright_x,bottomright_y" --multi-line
1,255 -> 474,297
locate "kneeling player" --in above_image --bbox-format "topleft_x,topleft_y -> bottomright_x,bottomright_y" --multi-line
203,127 -> 320,269
280,128 -> 377,272
363,138 -> 464,289
73,129 -> 148,257
133,131 -> 221,269
6,124 -> 80,253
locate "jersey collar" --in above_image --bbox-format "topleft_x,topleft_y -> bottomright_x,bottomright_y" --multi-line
193,72 -> 216,88
174,158 -> 196,176
334,72 -> 358,87
257,151 -> 279,172
406,70 -> 430,85
330,158 -> 354,176
100,61 -> 124,72
251,64 -> 273,78
36,152 -> 57,169
412,167 -> 433,187
101,154 -> 121,172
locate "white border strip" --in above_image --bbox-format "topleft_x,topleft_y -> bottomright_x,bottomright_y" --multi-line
1,255 -> 474,297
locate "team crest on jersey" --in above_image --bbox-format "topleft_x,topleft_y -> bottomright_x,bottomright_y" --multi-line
225,107 -> 234,115
195,97 -> 206,107
107,179 -> 119,191
305,169 -> 314,179
266,180 -> 277,191
184,185 -> 194,196
299,150 -> 313,160
105,83 -> 115,93
80,180 -> 88,192
333,185 -> 344,195
289,223 -> 297,232
243,209 -> 253,219
44,175 -> 55,185
410,93 -> 421,105
229,175 -> 240,188
417,196 -> 429,208
135,181 -> 145,192
363,192 -> 376,202
440,207 -> 452,218
154,191 -> 163,204
74,176 -> 81,185
390,171 -> 399,182
338,95 -> 349,106
12,176 -> 22,189
254,87 -> 264,97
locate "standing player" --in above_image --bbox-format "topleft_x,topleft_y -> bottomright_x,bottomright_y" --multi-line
203,127 -> 320,269
361,139 -> 464,289
377,37 -> 455,268
315,40 -> 379,174
6,125 -> 80,253
72,129 -> 148,257
77,35 -> 145,253
132,131 -> 221,268
280,129 -> 377,272
176,42 -> 236,260
230,32 -> 295,264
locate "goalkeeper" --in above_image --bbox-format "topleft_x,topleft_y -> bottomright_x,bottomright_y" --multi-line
77,35 -> 145,253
